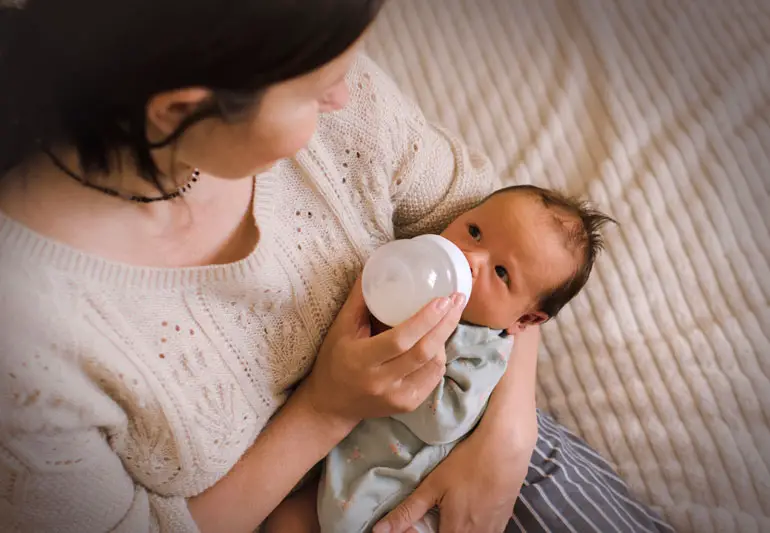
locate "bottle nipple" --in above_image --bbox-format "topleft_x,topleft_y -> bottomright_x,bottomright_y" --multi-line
362,235 -> 473,327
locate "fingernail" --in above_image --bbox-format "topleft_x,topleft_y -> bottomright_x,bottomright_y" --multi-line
452,293 -> 467,307
434,297 -> 450,312
373,524 -> 390,533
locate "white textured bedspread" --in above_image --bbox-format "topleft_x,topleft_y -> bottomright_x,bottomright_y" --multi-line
366,1 -> 770,531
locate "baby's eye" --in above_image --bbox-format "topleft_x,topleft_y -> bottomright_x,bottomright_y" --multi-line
495,265 -> 510,285
468,224 -> 481,241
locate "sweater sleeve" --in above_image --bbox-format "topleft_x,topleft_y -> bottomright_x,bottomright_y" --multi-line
0,323 -> 199,533
391,122 -> 499,238
351,55 -> 500,236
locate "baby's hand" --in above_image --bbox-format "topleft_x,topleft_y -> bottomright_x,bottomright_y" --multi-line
263,481 -> 320,533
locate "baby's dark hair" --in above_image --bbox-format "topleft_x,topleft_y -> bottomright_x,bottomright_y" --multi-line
489,185 -> 617,319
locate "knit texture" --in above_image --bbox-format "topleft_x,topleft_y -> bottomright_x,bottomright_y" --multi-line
0,55 -> 494,532
365,1 -> 770,531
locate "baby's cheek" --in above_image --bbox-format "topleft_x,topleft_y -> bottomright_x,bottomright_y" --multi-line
461,289 -> 486,322
464,286 -> 514,330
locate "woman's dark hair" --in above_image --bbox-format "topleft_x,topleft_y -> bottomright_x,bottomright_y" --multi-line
0,0 -> 384,187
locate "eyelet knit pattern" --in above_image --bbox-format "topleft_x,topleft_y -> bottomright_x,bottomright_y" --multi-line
0,54 -> 495,532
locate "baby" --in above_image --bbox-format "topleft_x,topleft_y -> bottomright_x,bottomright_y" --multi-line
265,185 -> 615,533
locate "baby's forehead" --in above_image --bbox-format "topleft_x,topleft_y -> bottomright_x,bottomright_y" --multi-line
483,189 -> 585,253
481,188 -> 567,220
478,187 -> 539,212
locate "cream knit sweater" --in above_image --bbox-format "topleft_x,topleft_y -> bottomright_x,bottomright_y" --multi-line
0,55 -> 495,532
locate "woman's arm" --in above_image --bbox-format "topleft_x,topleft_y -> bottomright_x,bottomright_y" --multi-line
192,280 -> 467,532
0,387 -> 349,533
478,325 -> 540,444
188,386 -> 355,532
0,277 -> 464,533
0,337 -> 354,533
192,280 -> 467,533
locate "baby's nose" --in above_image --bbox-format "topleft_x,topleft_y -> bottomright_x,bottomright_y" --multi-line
464,252 -> 480,279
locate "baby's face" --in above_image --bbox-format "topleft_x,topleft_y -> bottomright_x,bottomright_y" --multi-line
441,191 -> 578,331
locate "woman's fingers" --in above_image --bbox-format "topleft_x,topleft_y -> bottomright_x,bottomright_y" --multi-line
367,295 -> 455,365
382,293 -> 466,377
409,292 -> 466,363
317,286 -> 465,419
373,293 -> 465,412
373,480 -> 436,533
394,355 -> 446,412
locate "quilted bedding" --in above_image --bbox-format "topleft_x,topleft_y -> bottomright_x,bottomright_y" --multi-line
365,1 -> 770,531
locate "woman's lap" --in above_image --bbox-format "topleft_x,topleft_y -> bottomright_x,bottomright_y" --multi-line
506,411 -> 674,533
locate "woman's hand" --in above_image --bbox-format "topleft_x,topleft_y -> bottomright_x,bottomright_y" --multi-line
300,278 -> 467,424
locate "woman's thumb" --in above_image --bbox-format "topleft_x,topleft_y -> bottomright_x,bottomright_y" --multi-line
336,277 -> 371,332
373,484 -> 436,533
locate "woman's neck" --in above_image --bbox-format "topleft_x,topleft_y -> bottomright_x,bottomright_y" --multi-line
45,147 -> 196,200
0,150 -> 259,268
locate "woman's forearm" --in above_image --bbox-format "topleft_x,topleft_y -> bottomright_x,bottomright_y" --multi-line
479,326 -> 540,436
187,386 -> 357,533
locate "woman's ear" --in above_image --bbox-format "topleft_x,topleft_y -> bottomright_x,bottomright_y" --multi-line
146,88 -> 212,137
506,312 -> 548,335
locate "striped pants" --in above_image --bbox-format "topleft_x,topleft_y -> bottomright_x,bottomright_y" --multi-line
506,412 -> 674,533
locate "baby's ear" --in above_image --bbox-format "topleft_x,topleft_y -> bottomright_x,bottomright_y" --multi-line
506,312 -> 548,335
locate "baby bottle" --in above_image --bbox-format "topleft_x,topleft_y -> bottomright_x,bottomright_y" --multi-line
362,235 -> 473,327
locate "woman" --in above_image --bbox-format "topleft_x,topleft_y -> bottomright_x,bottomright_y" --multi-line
0,1 -> 671,532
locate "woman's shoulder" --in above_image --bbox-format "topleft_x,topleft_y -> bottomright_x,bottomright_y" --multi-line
302,52 -> 496,239
344,52 -> 425,123
0,228 -> 97,388
0,246 -> 80,336
0,223 -> 85,336
314,53 -> 427,172
0,257 -> 123,433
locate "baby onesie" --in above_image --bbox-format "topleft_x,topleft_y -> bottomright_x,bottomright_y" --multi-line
318,324 -> 513,533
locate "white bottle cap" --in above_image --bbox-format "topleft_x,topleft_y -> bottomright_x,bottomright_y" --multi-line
362,235 -> 473,327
